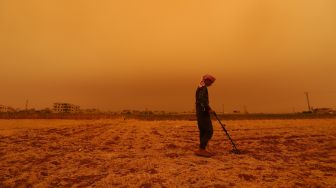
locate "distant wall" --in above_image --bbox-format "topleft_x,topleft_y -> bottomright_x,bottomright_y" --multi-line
0,112 -> 335,120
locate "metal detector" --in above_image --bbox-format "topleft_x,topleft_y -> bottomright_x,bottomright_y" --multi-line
213,111 -> 240,154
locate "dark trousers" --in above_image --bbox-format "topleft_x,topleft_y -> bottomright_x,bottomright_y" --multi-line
196,111 -> 213,149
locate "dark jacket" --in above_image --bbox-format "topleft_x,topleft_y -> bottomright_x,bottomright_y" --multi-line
195,86 -> 210,113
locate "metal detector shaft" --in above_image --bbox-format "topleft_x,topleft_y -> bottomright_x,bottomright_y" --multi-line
213,112 -> 239,151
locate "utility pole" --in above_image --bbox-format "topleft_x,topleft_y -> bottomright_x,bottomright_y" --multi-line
222,104 -> 224,115
243,105 -> 248,114
304,92 -> 311,111
25,99 -> 29,111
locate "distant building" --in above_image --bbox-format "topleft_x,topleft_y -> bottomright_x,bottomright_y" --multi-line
53,103 -> 80,113
233,110 -> 240,114
312,108 -> 335,114
0,105 -> 14,113
0,105 -> 9,112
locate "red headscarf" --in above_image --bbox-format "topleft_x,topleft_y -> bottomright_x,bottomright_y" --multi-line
199,74 -> 216,88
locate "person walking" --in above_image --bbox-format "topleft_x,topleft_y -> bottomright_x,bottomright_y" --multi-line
195,74 -> 218,157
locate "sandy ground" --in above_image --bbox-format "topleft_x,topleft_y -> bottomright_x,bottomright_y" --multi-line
0,119 -> 335,187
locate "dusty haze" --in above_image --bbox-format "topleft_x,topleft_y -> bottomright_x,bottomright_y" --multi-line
1,0 -> 335,112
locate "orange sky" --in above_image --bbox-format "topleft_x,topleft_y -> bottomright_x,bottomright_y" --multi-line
1,0 -> 335,112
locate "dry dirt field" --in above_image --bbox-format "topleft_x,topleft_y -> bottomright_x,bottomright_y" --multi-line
0,118 -> 335,187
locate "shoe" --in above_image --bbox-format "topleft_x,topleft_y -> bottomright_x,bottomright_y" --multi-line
194,149 -> 212,158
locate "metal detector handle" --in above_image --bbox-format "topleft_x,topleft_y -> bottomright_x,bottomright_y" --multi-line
213,111 -> 226,127
212,111 -> 239,152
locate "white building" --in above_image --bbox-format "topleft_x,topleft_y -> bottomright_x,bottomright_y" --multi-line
53,103 -> 80,113
0,105 -> 9,112
0,105 -> 13,113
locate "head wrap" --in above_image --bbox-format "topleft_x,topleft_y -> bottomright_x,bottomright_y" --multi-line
198,74 -> 216,88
